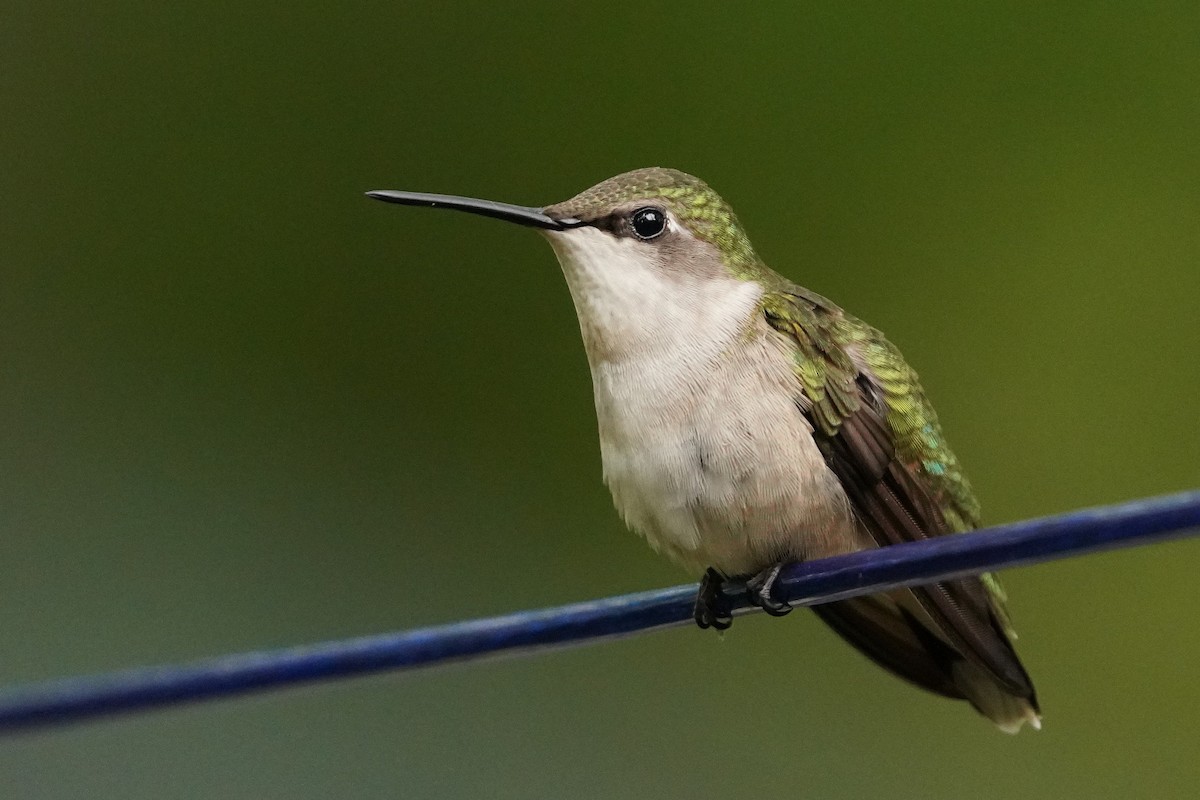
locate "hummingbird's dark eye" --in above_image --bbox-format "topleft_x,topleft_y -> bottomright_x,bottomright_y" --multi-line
630,207 -> 667,240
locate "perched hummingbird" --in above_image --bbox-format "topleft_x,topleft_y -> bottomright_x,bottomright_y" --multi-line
367,168 -> 1041,732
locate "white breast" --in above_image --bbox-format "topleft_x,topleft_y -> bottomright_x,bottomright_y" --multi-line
545,227 -> 863,575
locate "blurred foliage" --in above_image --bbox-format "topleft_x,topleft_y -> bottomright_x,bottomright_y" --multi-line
2,2 -> 1198,798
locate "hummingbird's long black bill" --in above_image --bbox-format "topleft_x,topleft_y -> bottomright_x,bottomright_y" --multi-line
365,190 -> 584,231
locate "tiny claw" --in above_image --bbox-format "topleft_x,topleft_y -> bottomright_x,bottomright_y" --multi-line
694,567 -> 733,631
745,562 -> 792,617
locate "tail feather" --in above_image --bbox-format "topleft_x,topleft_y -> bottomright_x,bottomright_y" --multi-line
813,592 -> 1041,733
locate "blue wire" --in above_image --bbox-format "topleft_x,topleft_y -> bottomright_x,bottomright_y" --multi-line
2,490 -> 1198,734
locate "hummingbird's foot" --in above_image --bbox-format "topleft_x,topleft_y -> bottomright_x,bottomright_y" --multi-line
694,567 -> 733,631
745,562 -> 792,617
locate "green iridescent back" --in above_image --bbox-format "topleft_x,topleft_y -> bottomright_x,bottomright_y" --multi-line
761,285 -> 981,529
839,311 -> 982,533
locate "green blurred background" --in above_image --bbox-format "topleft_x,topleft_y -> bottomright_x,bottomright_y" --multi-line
3,3 -> 1199,797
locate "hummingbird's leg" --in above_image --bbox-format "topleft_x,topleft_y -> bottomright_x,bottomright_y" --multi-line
744,562 -> 793,617
694,567 -> 733,630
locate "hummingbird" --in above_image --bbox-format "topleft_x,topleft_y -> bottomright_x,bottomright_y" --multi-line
367,168 -> 1041,732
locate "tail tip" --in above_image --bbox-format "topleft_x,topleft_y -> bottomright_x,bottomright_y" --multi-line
996,705 -> 1042,734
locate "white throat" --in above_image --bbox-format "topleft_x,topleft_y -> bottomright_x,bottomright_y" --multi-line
543,226 -> 761,367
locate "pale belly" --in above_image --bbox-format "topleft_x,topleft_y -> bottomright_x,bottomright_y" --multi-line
590,334 -> 868,577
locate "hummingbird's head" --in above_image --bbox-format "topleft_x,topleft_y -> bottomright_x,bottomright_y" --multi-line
539,168 -> 762,277
367,168 -> 763,279
367,168 -> 769,359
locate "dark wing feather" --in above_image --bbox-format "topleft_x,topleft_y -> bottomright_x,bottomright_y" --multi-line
762,286 -> 1038,706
